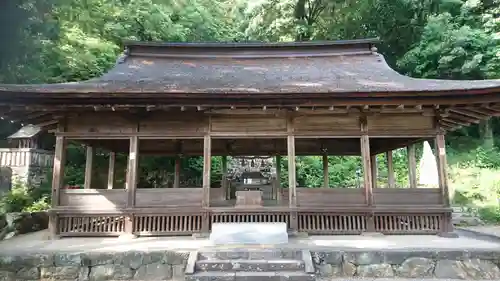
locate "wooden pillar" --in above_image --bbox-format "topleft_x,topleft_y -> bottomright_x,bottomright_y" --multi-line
322,154 -> 329,188
407,144 -> 417,188
287,117 -> 297,231
360,117 -> 375,232
202,134 -> 211,232
49,135 -> 66,239
370,155 -> 377,189
125,136 -> 139,235
84,146 -> 94,189
174,156 -> 181,188
386,151 -> 395,188
435,133 -> 456,236
436,134 -> 450,207
275,155 -> 281,202
221,156 -> 228,199
107,152 -> 115,190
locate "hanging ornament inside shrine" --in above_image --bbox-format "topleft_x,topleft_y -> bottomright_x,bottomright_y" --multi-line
251,159 -> 255,167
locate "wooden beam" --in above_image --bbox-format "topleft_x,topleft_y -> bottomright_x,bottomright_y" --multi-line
322,154 -> 329,188
449,109 -> 487,120
107,152 -> 115,190
275,155 -> 282,202
84,146 -> 94,189
174,156 -> 181,188
221,156 -> 228,199
360,116 -> 374,232
435,134 -> 450,207
202,135 -> 211,208
442,118 -> 468,127
202,134 -> 211,233
407,144 -> 417,188
447,113 -> 480,124
125,136 -> 139,235
371,155 -> 378,189
287,117 -> 297,231
435,133 -> 454,235
49,132 -> 66,239
386,151 -> 395,188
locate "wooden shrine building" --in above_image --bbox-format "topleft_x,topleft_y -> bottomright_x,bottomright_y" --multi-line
1,38 -> 500,238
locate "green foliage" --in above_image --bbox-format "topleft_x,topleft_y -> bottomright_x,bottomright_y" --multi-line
0,177 -> 52,214
478,205 -> 500,223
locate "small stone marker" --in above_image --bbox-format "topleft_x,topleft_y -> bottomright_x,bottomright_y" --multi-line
209,223 -> 288,245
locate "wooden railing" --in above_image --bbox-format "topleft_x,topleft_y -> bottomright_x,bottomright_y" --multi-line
54,187 -> 449,237
373,188 -> 442,205
59,189 -> 127,209
135,188 -> 203,208
0,148 -> 53,167
296,188 -> 366,207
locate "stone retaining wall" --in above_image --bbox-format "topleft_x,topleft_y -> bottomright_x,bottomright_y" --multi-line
312,250 -> 500,279
1,249 -> 500,280
0,251 -> 189,281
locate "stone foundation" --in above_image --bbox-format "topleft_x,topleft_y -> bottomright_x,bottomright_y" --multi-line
313,249 -> 500,279
1,249 -> 500,280
0,251 -> 189,281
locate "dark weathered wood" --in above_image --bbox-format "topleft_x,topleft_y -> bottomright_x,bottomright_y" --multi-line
287,117 -> 298,231
107,152 -> 115,189
386,151 -> 395,188
373,188 -> 442,205
221,156 -> 228,199
125,136 -> 139,234
407,144 -> 417,188
322,154 -> 329,188
174,156 -> 181,188
202,134 -> 211,232
360,117 -> 375,232
135,188 -> 203,207
60,189 -> 127,208
435,134 -> 450,207
84,146 -> 93,189
371,154 -> 377,189
275,155 -> 282,202
296,188 -> 365,206
49,134 -> 66,239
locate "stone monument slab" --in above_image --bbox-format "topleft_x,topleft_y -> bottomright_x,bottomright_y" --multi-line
209,222 -> 289,245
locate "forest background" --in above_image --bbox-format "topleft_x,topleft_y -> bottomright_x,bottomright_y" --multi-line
0,0 -> 499,222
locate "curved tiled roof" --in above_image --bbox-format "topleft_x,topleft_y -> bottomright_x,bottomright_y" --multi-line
0,38 -> 499,97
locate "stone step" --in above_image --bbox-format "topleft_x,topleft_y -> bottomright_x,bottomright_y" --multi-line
198,249 -> 302,260
185,271 -> 315,281
196,259 -> 305,272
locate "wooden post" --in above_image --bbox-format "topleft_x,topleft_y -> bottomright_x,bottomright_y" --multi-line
49,135 -> 66,239
386,151 -> 395,188
221,156 -> 227,199
202,134 -> 211,232
435,133 -> 456,237
174,156 -> 181,188
287,117 -> 297,232
407,144 -> 417,188
360,117 -> 375,232
84,146 -> 94,189
125,136 -> 139,236
371,154 -> 377,189
275,155 -> 281,202
436,134 -> 450,207
322,154 -> 329,188
107,152 -> 115,190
